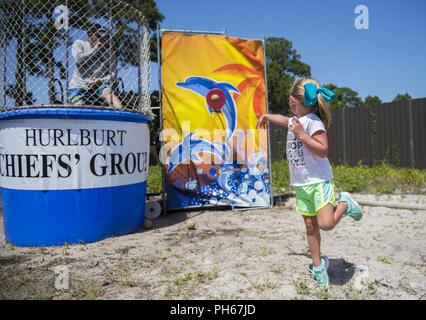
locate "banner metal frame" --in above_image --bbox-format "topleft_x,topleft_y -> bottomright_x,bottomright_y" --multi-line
157,28 -> 274,213
263,36 -> 274,208
156,25 -> 167,214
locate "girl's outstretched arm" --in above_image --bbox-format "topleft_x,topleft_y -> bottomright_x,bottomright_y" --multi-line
256,114 -> 289,128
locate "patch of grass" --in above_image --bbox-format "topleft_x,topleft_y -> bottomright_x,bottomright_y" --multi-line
259,246 -> 272,257
0,268 -> 33,298
33,292 -> 53,300
333,163 -> 426,194
0,255 -> 31,266
346,288 -> 364,300
121,269 -> 138,287
147,162 -> 426,195
293,278 -> 311,296
69,278 -> 101,300
367,281 -> 377,295
174,272 -> 192,286
271,265 -> 284,275
316,288 -> 330,300
174,267 -> 219,287
377,256 -> 393,264
85,281 -> 99,300
62,243 -> 70,256
398,277 -> 417,295
165,267 -> 219,299
250,276 -> 277,293
272,160 -> 291,193
115,246 -> 134,255
147,165 -> 162,193
104,264 -> 140,288
163,284 -> 181,299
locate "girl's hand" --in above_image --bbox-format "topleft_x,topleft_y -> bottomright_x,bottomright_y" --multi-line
290,117 -> 306,138
256,114 -> 269,129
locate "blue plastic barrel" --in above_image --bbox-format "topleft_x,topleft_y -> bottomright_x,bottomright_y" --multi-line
0,108 -> 150,246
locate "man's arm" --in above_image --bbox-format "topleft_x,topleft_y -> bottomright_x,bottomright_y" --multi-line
72,40 -> 98,65
96,72 -> 115,83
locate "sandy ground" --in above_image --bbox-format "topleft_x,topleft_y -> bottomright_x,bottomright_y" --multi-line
0,193 -> 425,300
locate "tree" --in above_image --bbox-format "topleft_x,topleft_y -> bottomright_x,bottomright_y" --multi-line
393,92 -> 412,102
1,0 -> 164,106
265,37 -> 310,115
324,83 -> 363,109
263,38 -> 365,112
364,95 -> 382,106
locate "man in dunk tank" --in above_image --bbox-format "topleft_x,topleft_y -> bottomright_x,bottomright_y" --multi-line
68,23 -> 123,108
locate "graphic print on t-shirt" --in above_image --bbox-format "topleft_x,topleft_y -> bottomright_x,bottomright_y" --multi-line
286,114 -> 333,186
286,129 -> 305,167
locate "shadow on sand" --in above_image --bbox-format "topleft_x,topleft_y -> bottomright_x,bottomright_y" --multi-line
288,250 -> 356,286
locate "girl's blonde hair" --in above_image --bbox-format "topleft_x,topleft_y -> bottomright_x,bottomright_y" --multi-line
290,77 -> 331,128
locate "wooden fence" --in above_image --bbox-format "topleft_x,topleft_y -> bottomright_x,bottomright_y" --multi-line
269,97 -> 426,169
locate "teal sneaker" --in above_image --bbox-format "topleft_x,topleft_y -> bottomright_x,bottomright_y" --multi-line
308,256 -> 329,289
339,192 -> 363,221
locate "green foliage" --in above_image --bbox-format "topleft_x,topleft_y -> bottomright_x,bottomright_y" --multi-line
125,0 -> 165,31
265,37 -> 311,115
147,165 -> 162,193
271,160 -> 291,193
324,83 -> 363,109
272,162 -> 426,194
147,162 -> 426,196
264,38 -> 369,113
364,95 -> 382,106
393,92 -> 412,102
113,0 -> 165,61
332,163 -> 426,193
377,256 -> 393,264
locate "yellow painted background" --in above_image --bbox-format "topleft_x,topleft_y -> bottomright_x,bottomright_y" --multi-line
161,32 -> 267,154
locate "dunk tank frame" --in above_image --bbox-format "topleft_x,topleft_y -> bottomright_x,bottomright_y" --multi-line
0,0 -> 152,246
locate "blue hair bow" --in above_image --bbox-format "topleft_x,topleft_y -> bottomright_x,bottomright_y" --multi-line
303,83 -> 336,107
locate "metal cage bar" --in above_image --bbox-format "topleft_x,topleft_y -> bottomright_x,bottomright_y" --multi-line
0,0 -> 151,115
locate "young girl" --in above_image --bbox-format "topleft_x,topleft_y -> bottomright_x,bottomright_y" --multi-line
257,77 -> 362,289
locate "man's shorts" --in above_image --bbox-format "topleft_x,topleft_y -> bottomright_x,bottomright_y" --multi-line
294,179 -> 336,216
68,83 -> 110,104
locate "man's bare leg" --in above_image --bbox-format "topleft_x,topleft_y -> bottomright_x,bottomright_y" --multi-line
101,87 -> 123,109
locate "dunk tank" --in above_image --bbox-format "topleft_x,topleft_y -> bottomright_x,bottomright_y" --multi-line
0,0 -> 152,246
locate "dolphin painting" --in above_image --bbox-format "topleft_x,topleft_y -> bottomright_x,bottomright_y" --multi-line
176,76 -> 240,141
166,132 -> 230,173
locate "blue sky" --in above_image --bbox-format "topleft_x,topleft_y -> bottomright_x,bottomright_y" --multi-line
154,0 -> 426,102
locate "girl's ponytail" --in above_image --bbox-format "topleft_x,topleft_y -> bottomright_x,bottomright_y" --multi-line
316,93 -> 331,128
290,77 -> 333,128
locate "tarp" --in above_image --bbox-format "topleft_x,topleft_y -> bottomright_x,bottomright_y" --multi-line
161,32 -> 271,210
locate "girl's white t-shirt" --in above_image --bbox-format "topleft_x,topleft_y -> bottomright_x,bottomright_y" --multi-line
286,113 -> 333,186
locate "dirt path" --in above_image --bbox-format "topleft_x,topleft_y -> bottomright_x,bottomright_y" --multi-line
1,194 -> 425,300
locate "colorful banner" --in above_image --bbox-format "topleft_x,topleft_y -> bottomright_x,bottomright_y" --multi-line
161,32 -> 271,209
